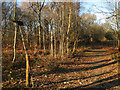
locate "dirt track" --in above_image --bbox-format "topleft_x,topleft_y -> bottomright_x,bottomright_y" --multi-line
30,46 -> 120,89
2,46 -> 120,89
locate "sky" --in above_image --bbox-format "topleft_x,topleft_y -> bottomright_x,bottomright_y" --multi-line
15,0 -> 116,24
81,2 -> 115,24
15,0 -> 118,2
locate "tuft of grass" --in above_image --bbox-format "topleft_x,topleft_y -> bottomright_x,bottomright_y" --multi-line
45,61 -> 65,73
33,58 -> 40,64
46,62 -> 59,70
113,54 -> 120,63
117,56 -> 120,63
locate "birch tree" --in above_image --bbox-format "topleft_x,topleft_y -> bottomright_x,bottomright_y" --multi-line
12,0 -> 17,63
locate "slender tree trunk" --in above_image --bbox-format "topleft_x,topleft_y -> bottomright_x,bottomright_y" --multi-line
33,11 -> 37,54
67,7 -> 71,55
3,16 -> 6,38
50,18 -> 53,56
115,1 -> 119,48
59,5 -> 64,58
43,30 -> 46,52
59,8 -> 62,56
38,2 -> 41,48
12,0 -> 17,63
42,21 -> 47,52
54,27 -> 56,58
73,39 -> 77,53
114,30 -> 117,47
61,4 -> 65,58
26,26 -> 29,44
29,23 -> 32,47
50,5 -> 54,57
73,2 -> 79,53
61,34 -> 64,58
13,23 -> 17,63
19,26 -> 29,87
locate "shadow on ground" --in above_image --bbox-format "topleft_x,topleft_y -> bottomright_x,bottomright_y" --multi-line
34,60 -> 117,76
72,74 -> 120,89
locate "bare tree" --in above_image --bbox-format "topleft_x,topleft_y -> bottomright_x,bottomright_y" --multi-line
30,1 -> 45,48
73,2 -> 80,53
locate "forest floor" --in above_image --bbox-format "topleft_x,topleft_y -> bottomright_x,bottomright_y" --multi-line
2,45 -> 120,89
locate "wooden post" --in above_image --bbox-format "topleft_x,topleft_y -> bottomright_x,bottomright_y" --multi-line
19,26 -> 29,87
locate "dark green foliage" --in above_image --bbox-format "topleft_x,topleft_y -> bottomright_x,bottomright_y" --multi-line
105,31 -> 114,40
92,29 -> 105,42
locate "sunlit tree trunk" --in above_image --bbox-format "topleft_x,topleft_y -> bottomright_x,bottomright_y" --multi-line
50,5 -> 53,56
12,0 -> 17,63
67,7 -> 71,56
50,20 -> 53,56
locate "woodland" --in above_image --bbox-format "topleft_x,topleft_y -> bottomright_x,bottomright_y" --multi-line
2,1 -> 120,89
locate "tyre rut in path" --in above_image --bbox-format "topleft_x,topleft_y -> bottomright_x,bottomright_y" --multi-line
78,47 -> 119,89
